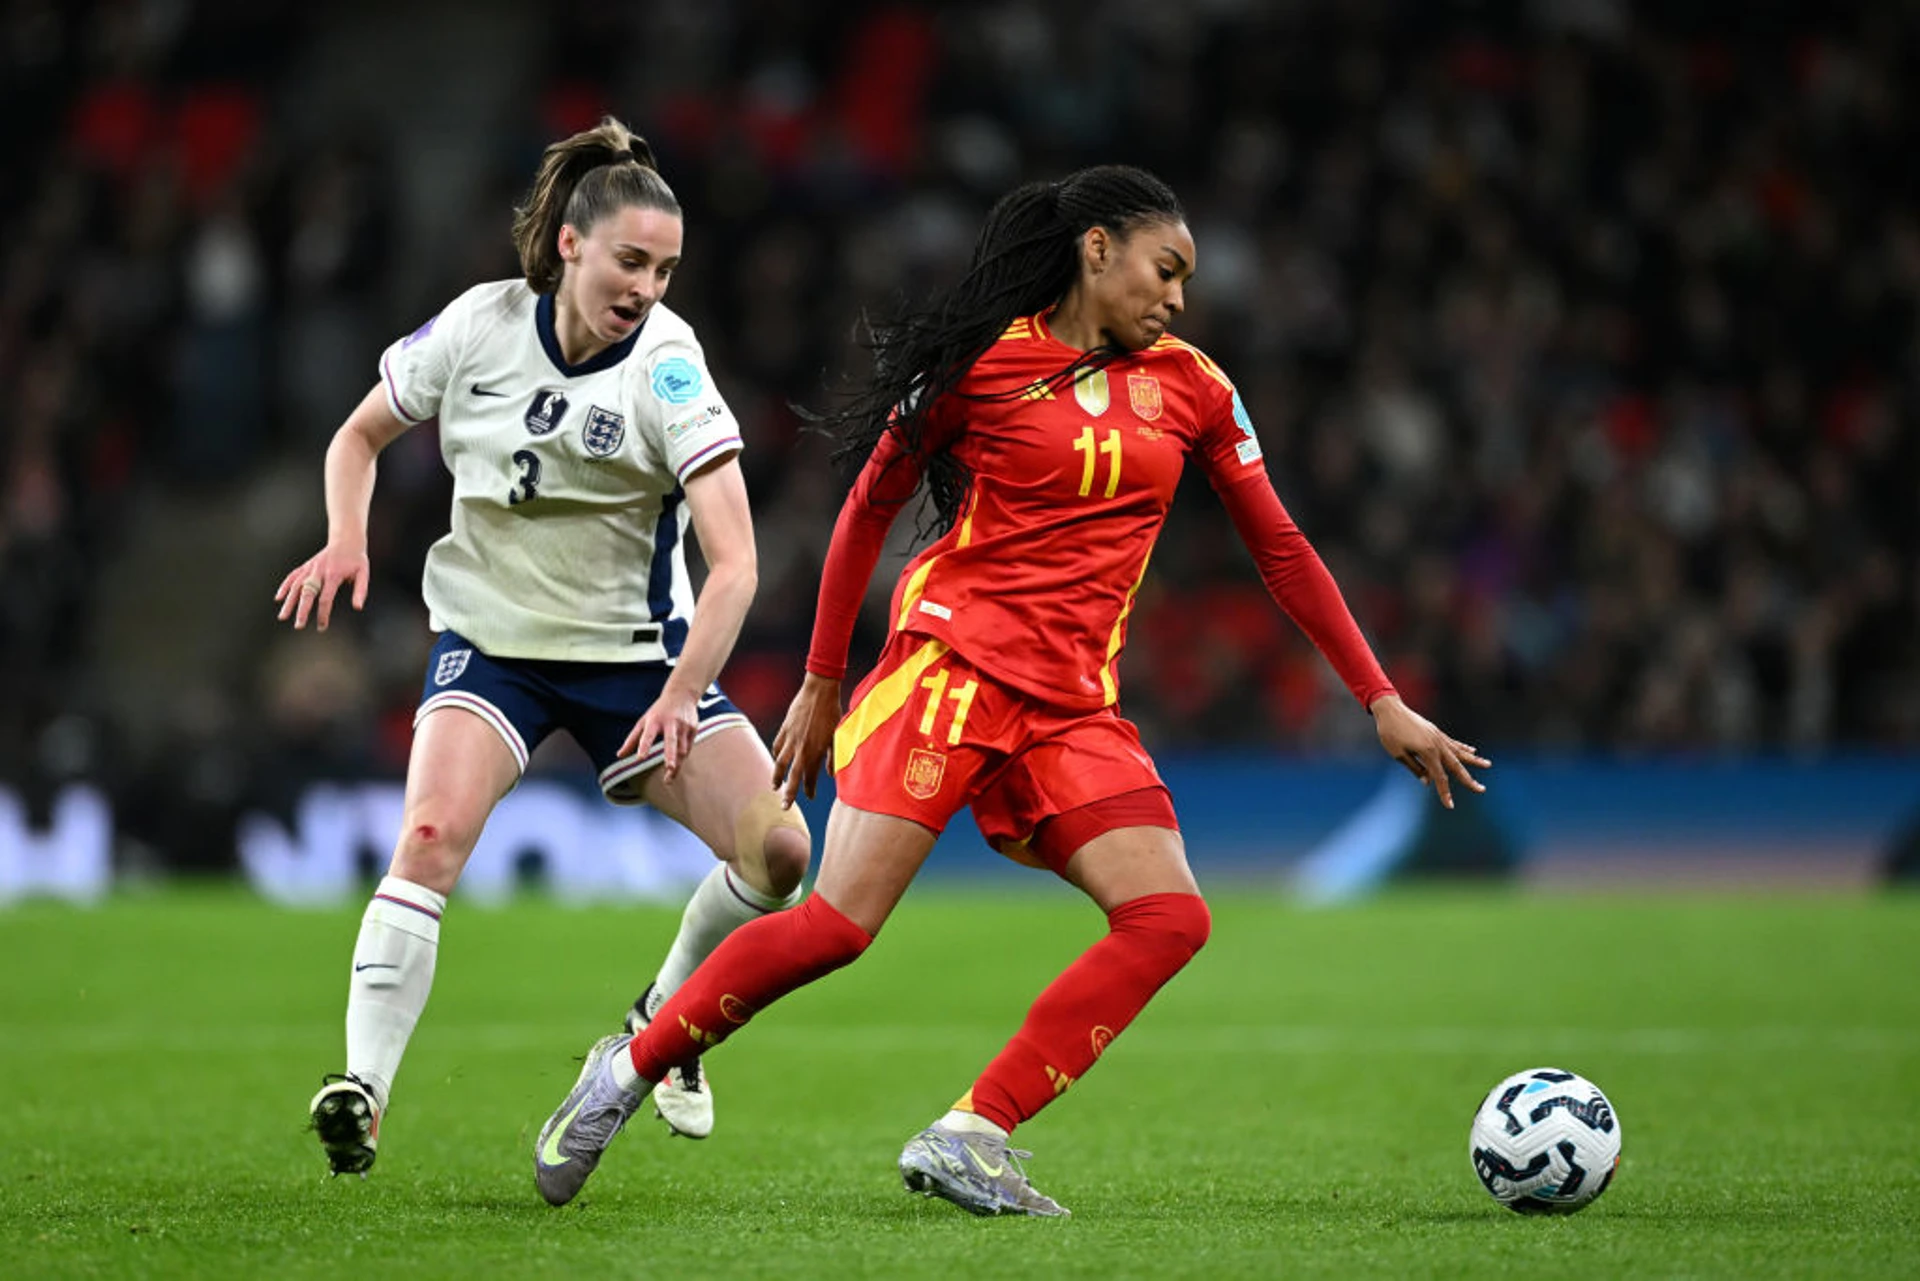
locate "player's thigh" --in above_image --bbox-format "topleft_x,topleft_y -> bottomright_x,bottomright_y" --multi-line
639,724 -> 808,881
639,721 -> 775,833
1060,824 -> 1200,914
391,705 -> 522,883
810,803 -> 940,937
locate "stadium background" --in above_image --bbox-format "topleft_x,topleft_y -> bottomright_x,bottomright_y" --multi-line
3,0 -> 1917,899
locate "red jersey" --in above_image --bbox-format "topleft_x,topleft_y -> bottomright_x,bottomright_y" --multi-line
808,311 -> 1396,714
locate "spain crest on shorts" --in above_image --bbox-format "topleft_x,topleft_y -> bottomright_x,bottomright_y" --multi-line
903,748 -> 947,800
434,648 -> 472,687
1127,374 -> 1163,421
582,405 -> 626,457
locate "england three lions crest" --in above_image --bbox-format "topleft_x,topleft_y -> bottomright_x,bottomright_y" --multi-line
1128,374 -> 1163,421
582,405 -> 626,458
434,648 -> 472,687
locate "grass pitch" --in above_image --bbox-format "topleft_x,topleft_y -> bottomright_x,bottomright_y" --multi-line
2,883 -> 1916,1278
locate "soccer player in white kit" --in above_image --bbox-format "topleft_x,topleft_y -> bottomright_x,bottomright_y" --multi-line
274,117 -> 810,1176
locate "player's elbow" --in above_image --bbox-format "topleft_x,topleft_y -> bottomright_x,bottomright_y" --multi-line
709,559 -> 758,602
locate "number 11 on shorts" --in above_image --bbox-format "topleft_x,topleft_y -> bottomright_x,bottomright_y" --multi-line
918,669 -> 979,746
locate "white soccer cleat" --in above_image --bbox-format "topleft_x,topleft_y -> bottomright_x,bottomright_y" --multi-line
309,1073 -> 380,1177
627,988 -> 714,1139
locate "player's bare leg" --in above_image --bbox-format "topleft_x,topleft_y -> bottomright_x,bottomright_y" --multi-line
311,707 -> 516,1176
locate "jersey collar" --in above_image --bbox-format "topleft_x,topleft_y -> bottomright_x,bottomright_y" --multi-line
535,291 -> 645,376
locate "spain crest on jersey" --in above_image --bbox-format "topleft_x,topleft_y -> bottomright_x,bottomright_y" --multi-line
903,748 -> 946,800
582,405 -> 626,457
1073,367 -> 1110,417
433,648 -> 472,687
1127,374 -> 1163,421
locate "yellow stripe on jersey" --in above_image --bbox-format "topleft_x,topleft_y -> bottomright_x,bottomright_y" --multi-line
894,558 -> 937,631
955,490 -> 978,549
1099,551 -> 1155,706
891,491 -> 979,631
1160,336 -> 1236,394
1000,317 -> 1034,342
833,638 -> 952,773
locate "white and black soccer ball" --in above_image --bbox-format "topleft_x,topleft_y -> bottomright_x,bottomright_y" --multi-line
1469,1067 -> 1621,1214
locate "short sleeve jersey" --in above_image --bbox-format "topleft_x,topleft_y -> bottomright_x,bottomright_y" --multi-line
379,281 -> 742,663
881,311 -> 1269,710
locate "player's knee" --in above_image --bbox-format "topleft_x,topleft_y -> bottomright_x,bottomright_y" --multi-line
1113,891 -> 1211,968
795,892 -> 872,970
732,791 -> 811,900
760,824 -> 810,898
1162,893 -> 1212,959
391,811 -> 480,890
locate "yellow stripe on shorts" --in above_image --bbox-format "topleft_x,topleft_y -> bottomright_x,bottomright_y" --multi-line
833,639 -> 951,774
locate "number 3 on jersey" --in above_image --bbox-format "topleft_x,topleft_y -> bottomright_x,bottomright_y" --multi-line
508,449 -> 541,505
1075,426 -> 1121,499
918,667 -> 978,746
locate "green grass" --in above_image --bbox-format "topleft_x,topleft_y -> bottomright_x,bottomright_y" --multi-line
2,885 -> 1917,1279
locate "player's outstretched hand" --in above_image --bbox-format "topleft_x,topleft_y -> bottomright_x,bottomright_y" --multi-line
622,686 -> 700,783
1369,693 -> 1489,809
772,673 -> 843,807
274,545 -> 370,632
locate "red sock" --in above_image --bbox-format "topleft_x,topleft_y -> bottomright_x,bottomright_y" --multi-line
963,892 -> 1210,1133
628,892 -> 872,1082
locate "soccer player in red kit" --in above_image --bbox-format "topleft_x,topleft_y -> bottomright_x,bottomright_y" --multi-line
533,165 -> 1488,1214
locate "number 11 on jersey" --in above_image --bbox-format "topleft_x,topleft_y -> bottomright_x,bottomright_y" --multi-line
1075,426 -> 1121,499
918,668 -> 979,746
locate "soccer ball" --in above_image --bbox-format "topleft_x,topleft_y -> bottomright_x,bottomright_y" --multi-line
1469,1067 -> 1621,1214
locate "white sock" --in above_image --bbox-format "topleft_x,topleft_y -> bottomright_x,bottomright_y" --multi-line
941,1109 -> 1008,1139
646,864 -> 799,1018
344,875 -> 446,1112
609,1041 -> 645,1094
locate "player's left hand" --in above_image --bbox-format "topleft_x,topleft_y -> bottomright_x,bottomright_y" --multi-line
274,544 -> 370,632
622,686 -> 701,782
772,673 -> 843,806
1369,693 -> 1489,809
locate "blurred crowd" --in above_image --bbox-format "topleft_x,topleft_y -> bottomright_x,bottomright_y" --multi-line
2,0 -> 1916,864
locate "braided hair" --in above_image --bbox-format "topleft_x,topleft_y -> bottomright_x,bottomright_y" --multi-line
821,164 -> 1185,533
511,116 -> 681,295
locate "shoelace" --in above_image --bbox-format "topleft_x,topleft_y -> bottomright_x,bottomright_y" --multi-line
965,1132 -> 1036,1182
675,1058 -> 704,1093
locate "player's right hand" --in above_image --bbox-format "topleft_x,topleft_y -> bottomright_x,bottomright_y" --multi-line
275,545 -> 370,632
772,673 -> 843,806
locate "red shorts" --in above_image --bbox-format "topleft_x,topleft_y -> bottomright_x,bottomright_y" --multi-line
831,632 -> 1177,875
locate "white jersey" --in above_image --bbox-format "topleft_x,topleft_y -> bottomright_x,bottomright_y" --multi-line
379,280 -> 743,663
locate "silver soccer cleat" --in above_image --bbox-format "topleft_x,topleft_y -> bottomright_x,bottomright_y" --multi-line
533,1034 -> 648,1206
899,1121 -> 1070,1217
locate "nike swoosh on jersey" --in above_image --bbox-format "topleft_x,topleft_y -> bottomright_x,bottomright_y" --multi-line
540,1099 -> 586,1167
471,383 -> 509,396
353,962 -> 398,973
